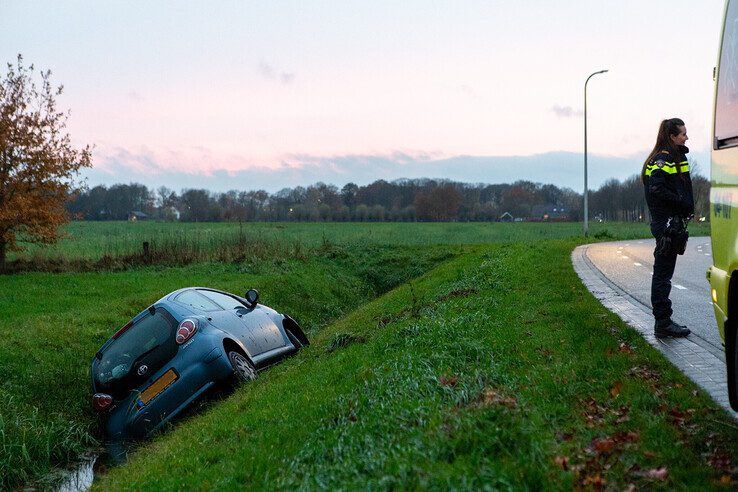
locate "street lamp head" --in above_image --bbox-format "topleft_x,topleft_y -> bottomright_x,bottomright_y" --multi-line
599,69 -> 609,74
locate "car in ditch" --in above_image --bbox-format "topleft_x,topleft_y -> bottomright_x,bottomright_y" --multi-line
91,287 -> 308,439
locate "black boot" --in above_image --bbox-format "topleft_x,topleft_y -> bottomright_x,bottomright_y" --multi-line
654,320 -> 690,338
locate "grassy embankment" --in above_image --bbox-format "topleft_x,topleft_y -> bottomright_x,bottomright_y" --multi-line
1,221 -> 725,489
0,233 -> 451,489
93,236 -> 738,489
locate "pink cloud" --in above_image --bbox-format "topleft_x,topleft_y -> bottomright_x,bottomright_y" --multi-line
94,145 -> 444,177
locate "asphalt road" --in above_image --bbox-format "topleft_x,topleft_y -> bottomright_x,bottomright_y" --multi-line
585,236 -> 721,352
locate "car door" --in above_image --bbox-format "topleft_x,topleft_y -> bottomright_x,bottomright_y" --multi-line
197,289 -> 285,354
238,307 -> 285,353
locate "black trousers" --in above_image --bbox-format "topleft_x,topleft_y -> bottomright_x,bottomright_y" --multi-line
650,221 -> 678,326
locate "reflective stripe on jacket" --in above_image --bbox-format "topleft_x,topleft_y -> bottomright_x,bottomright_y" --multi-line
643,147 -> 694,221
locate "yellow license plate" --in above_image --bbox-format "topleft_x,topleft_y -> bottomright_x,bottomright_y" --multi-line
139,369 -> 178,405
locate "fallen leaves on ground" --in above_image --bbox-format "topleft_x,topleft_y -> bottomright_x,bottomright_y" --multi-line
581,397 -> 607,428
438,374 -> 459,387
590,437 -> 616,454
588,431 -> 640,456
472,387 -> 518,409
556,430 -> 575,442
612,405 -> 630,424
706,446 -> 738,475
618,342 -> 634,354
609,381 -> 622,398
665,406 -> 695,426
581,473 -> 606,489
641,467 -> 669,481
554,455 -> 569,471
567,430 -> 642,487
628,365 -> 660,382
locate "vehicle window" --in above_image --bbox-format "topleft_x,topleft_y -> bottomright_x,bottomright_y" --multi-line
97,309 -> 175,385
174,290 -> 222,311
198,289 -> 244,310
716,0 -> 738,145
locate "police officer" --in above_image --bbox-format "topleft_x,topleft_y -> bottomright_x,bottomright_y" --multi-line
642,118 -> 694,338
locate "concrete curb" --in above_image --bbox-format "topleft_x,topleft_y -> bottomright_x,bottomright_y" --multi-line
572,244 -> 737,417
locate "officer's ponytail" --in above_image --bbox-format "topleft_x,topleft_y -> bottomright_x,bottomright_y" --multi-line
642,118 -> 686,184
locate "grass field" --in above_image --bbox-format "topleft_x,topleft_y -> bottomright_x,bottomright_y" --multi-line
3,220 -> 734,490
10,220 -> 711,264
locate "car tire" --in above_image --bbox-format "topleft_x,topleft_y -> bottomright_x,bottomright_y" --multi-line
286,329 -> 303,350
726,318 -> 738,411
228,350 -> 257,382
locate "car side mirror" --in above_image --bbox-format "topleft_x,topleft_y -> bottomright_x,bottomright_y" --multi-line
245,289 -> 259,306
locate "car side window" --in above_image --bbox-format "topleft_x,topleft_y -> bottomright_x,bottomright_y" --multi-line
174,290 -> 222,312
198,289 -> 244,310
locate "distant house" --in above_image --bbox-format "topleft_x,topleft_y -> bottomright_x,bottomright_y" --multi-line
499,212 -> 514,222
128,211 -> 148,222
531,204 -> 570,222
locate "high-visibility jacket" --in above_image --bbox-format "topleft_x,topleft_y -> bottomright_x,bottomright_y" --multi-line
643,145 -> 694,221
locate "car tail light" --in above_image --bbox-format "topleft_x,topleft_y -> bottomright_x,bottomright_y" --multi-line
176,319 -> 198,344
93,393 -> 113,412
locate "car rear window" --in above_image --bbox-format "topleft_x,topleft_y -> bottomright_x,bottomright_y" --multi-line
96,309 -> 176,387
198,289 -> 244,310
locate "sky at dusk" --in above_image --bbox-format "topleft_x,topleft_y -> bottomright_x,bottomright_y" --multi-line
0,0 -> 726,192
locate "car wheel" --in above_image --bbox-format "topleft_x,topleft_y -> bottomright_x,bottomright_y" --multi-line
228,351 -> 257,382
286,329 -> 303,350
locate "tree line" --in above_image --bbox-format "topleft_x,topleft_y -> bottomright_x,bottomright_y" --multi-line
66,173 -> 711,223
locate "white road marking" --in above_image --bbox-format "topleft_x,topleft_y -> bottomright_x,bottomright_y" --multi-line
622,255 -> 629,259
705,253 -> 711,256
634,262 -> 642,266
674,284 -> 687,290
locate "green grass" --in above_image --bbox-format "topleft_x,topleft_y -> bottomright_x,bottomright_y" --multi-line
1,221 -> 727,490
93,238 -> 738,490
11,220 -> 711,263
0,242 -> 451,489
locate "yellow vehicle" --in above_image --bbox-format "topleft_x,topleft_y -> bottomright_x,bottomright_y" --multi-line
711,0 -> 738,410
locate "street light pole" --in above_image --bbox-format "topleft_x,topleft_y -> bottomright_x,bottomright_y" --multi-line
583,69 -> 608,237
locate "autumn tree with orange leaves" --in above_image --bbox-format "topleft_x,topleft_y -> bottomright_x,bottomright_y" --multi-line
0,55 -> 91,269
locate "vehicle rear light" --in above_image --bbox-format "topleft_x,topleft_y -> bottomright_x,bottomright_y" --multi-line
112,321 -> 133,339
176,319 -> 198,344
93,393 -> 113,412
